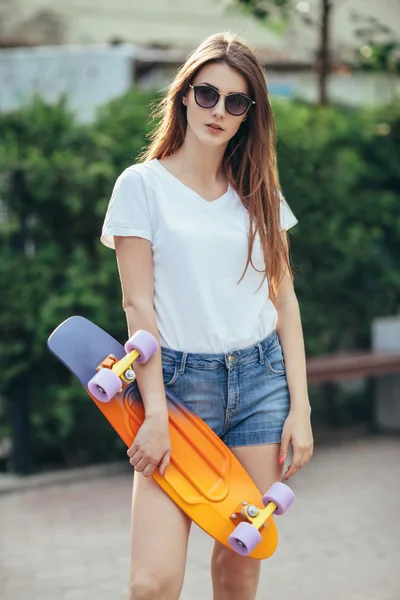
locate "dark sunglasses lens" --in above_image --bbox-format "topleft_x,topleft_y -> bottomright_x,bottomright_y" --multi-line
226,94 -> 250,116
195,86 -> 218,108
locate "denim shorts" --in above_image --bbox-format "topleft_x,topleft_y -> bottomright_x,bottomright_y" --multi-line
157,329 -> 290,447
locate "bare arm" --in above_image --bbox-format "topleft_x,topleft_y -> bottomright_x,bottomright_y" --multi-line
114,235 -> 170,476
115,235 -> 167,418
272,232 -> 313,480
273,243 -> 310,416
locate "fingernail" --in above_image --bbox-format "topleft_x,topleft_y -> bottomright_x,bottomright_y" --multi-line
278,456 -> 285,464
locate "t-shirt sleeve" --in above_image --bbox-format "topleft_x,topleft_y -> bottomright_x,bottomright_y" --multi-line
279,192 -> 298,231
100,168 -> 153,249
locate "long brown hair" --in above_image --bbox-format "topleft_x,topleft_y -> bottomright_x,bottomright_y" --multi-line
138,32 -> 293,294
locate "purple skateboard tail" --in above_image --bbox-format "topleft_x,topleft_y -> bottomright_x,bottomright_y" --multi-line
47,316 -> 126,389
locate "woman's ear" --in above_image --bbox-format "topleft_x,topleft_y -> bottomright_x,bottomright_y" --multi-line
183,84 -> 192,106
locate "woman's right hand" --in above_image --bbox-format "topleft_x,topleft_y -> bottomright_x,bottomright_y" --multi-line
127,412 -> 171,478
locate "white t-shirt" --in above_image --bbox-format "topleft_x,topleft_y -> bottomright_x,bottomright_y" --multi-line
101,158 -> 298,353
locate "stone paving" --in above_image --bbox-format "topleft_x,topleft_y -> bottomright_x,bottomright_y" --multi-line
0,433 -> 399,600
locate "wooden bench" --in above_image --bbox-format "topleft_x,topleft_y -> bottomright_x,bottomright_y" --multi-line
306,350 -> 400,430
306,351 -> 400,383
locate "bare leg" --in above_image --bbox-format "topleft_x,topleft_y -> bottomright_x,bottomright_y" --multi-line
211,443 -> 283,600
128,473 -> 192,600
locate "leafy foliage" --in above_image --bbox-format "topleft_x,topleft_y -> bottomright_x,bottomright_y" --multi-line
1,91 -> 399,471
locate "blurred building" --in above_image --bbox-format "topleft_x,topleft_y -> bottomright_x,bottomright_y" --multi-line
2,0 -> 399,61
0,0 -> 399,120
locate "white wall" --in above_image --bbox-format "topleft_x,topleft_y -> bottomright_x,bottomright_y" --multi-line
0,45 -> 134,121
265,70 -> 400,106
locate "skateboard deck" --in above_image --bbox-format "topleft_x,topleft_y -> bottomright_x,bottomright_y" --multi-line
48,316 -> 284,559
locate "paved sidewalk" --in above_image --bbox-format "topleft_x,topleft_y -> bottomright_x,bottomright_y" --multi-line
0,434 -> 399,600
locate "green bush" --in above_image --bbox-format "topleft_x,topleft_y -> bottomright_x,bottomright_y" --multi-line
0,92 -> 399,472
275,101 -> 400,353
0,93 -> 154,471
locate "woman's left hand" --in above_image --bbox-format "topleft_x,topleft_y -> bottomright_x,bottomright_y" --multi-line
278,408 -> 314,480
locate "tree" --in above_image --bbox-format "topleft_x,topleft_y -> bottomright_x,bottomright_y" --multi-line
351,11 -> 400,77
228,0 -> 333,106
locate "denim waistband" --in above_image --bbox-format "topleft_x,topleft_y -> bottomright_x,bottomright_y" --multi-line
160,329 -> 280,371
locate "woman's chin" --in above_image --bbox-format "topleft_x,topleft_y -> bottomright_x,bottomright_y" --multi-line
197,130 -> 228,147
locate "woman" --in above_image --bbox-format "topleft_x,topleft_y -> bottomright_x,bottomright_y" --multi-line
101,31 -> 313,600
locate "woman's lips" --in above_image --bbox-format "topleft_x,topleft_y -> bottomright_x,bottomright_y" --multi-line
206,124 -> 224,134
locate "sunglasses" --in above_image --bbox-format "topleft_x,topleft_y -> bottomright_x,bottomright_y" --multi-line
188,84 -> 255,117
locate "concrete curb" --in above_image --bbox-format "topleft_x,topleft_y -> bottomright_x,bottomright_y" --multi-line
0,461 -> 130,497
0,426 -> 381,497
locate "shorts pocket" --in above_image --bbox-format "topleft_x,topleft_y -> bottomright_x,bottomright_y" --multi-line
162,361 -> 179,386
265,342 -> 286,375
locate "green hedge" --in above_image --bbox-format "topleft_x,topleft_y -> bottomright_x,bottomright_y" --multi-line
275,101 -> 400,353
1,91 -> 399,471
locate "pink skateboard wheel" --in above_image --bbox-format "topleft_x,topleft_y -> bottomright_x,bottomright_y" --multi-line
262,482 -> 295,515
88,368 -> 121,402
228,522 -> 262,556
124,330 -> 158,364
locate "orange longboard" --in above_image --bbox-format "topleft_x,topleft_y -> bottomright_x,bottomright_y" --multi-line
48,316 -> 293,559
